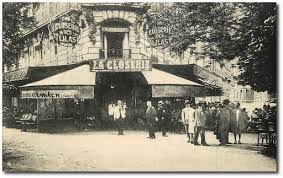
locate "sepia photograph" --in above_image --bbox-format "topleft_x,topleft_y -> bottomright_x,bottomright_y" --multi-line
1,1 -> 278,172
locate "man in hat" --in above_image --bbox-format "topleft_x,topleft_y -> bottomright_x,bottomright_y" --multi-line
218,99 -> 232,146
193,102 -> 209,146
146,101 -> 158,139
157,100 -> 169,137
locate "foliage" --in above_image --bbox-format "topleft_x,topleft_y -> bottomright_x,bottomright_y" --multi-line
82,7 -> 97,45
146,2 -> 277,94
235,3 -> 277,94
2,3 -> 35,66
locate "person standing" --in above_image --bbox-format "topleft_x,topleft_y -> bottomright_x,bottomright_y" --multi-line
113,100 -> 126,135
193,102 -> 209,146
218,99 -> 232,146
231,103 -> 248,144
146,101 -> 158,139
108,101 -> 115,117
163,100 -> 171,136
74,97 -> 85,130
108,101 -> 116,129
181,100 -> 195,143
157,100 -> 170,137
214,103 -> 222,142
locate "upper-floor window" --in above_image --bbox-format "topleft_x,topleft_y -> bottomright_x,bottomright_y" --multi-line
100,19 -> 131,59
34,42 -> 43,62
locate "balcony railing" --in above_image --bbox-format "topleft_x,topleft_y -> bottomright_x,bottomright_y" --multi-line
99,49 -> 131,59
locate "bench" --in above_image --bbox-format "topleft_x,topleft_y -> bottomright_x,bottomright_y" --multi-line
16,114 -> 38,132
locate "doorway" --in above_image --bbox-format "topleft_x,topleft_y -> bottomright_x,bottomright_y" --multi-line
95,72 -> 148,108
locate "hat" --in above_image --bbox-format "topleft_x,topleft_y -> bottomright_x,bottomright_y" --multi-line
184,100 -> 190,105
158,100 -> 164,105
223,99 -> 230,105
198,101 -> 204,106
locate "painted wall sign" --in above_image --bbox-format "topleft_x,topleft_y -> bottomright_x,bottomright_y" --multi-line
90,59 -> 152,72
21,90 -> 79,99
48,16 -> 80,47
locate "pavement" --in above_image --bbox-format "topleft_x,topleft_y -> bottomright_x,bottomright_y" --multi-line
2,127 -> 277,172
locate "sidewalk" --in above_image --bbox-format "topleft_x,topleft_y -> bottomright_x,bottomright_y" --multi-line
2,127 -> 277,172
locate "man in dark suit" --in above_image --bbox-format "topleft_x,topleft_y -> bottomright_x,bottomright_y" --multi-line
74,97 -> 86,130
157,100 -> 170,137
217,99 -> 232,146
146,101 -> 158,139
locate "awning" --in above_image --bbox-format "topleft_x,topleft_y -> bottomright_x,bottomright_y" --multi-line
152,64 -> 223,88
142,68 -> 205,97
20,64 -> 96,99
141,68 -> 201,86
20,65 -> 205,99
21,64 -> 96,87
3,62 -> 86,84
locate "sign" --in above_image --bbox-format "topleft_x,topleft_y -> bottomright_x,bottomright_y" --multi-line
147,25 -> 189,48
101,27 -> 129,33
3,68 -> 29,82
152,85 -> 206,98
48,16 -> 80,47
192,65 -> 222,87
21,90 -> 79,99
147,26 -> 174,47
90,59 -> 152,72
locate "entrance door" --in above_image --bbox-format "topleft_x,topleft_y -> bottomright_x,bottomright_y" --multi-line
96,72 -> 148,108
106,32 -> 124,58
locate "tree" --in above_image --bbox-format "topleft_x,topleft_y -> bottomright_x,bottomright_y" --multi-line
2,3 -> 35,66
146,2 -> 277,94
234,3 -> 277,94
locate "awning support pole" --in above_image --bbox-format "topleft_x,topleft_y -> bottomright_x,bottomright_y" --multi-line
37,98 -> 39,132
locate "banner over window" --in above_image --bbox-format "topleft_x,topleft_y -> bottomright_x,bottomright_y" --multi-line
21,90 -> 79,99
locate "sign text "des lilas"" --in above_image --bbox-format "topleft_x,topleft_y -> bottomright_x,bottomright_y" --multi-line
49,17 -> 80,46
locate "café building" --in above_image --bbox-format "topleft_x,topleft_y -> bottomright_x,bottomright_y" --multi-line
3,3 -> 227,130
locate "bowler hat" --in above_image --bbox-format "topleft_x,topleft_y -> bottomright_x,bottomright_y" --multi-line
223,99 -> 230,105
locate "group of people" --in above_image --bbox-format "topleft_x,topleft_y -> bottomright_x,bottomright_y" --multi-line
106,98 -> 251,146
173,99 -> 250,146
182,99 -> 249,146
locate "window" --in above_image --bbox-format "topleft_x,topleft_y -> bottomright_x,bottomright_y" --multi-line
55,45 -> 58,55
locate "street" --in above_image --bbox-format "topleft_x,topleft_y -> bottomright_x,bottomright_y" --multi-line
2,127 -> 277,172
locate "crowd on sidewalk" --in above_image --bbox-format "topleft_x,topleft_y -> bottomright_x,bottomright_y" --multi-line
3,97 -> 277,146
105,98 -> 276,146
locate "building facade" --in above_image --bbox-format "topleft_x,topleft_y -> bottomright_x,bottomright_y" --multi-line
3,3 -> 269,120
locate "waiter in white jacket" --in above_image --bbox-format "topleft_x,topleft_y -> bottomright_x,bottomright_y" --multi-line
181,100 -> 195,143
113,100 -> 126,135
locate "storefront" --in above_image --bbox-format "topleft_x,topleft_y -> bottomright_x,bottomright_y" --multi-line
19,62 -> 205,130
153,64 -> 224,102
